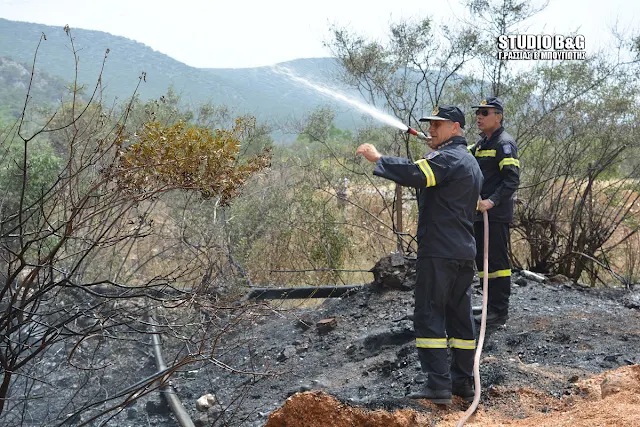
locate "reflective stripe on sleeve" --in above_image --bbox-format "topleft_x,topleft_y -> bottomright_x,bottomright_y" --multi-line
499,158 -> 520,170
416,338 -> 448,349
448,338 -> 477,350
467,144 -> 476,152
415,159 -> 437,187
475,150 -> 496,157
478,269 -> 512,279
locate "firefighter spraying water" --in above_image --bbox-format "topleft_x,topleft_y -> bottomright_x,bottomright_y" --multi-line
276,66 -> 492,425
357,106 -> 484,411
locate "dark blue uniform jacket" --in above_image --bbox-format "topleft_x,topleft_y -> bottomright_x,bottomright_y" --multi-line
468,127 -> 520,223
373,136 -> 483,260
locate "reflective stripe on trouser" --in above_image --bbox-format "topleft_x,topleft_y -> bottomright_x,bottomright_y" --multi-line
414,257 -> 476,390
478,269 -> 511,279
474,221 -> 511,315
448,338 -> 476,350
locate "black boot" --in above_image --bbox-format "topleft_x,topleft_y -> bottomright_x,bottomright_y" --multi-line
407,386 -> 452,405
474,310 -> 508,328
452,378 -> 475,402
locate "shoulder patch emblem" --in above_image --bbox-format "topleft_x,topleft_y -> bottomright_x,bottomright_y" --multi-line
502,144 -> 512,155
425,151 -> 440,160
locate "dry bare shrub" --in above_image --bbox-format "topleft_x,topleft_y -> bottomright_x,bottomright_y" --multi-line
0,28 -> 269,424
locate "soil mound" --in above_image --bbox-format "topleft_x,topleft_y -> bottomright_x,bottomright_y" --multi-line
265,391 -> 430,427
266,365 -> 640,427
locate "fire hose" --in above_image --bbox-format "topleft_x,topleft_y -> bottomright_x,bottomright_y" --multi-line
456,208 -> 489,426
407,127 -> 489,425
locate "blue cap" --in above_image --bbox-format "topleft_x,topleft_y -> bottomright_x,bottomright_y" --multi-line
419,105 -> 466,129
471,97 -> 503,112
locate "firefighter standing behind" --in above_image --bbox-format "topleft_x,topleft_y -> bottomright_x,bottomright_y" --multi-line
356,106 -> 483,405
470,97 -> 520,328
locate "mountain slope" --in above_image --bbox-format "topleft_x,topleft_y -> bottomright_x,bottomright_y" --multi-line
0,18 -> 235,104
0,18 -> 373,132
0,56 -> 69,120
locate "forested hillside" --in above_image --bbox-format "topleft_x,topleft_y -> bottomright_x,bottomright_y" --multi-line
0,56 -> 69,120
0,18 -> 366,132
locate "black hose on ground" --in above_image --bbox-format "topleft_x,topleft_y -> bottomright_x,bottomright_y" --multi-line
148,310 -> 196,427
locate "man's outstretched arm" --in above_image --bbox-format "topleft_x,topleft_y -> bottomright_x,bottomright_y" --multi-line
356,143 -> 445,189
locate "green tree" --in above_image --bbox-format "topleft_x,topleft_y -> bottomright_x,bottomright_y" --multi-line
0,138 -> 61,224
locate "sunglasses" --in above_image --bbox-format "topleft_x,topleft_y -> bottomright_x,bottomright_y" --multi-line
475,109 -> 500,116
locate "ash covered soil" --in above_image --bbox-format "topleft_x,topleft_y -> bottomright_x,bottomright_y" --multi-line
166,267 -> 640,427
19,266 -> 640,426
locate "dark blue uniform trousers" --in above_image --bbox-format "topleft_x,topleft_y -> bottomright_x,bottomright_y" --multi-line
414,257 -> 476,391
474,221 -> 511,316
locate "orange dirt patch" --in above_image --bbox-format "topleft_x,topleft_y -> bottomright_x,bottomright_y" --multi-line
265,391 -> 432,427
266,365 -> 640,427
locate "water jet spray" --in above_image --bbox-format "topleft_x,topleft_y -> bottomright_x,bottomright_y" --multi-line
272,66 -> 437,144
273,66 -> 432,137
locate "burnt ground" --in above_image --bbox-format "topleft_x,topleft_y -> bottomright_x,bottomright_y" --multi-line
170,270 -> 640,427
6,269 -> 640,426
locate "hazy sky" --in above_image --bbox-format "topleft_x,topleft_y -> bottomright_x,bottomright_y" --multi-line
1,0 -> 638,68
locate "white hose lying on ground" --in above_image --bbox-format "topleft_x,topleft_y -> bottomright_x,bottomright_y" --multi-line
456,209 -> 489,427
